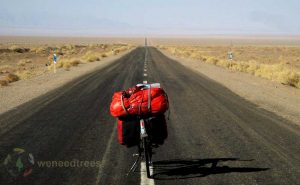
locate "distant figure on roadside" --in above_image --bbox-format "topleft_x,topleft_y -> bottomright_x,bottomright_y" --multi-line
52,53 -> 58,73
228,51 -> 234,60
53,53 -> 57,64
46,53 -> 58,66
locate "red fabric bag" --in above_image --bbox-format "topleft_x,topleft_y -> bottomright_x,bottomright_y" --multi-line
110,85 -> 168,117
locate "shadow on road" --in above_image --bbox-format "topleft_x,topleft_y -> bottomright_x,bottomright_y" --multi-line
152,158 -> 269,180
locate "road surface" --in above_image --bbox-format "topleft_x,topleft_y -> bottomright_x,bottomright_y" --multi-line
0,47 -> 299,185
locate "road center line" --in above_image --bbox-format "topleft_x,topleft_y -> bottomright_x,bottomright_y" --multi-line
140,162 -> 154,185
143,74 -> 147,77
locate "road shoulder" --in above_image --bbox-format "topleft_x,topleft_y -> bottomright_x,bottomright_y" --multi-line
0,49 -> 133,115
159,49 -> 300,125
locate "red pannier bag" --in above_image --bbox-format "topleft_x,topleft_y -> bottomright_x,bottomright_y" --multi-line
110,85 -> 168,117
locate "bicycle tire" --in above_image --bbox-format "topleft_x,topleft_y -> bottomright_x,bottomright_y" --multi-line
143,137 -> 151,178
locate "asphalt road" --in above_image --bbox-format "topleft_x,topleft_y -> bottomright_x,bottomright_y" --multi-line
0,47 -> 299,185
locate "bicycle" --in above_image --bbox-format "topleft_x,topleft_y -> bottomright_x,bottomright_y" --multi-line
116,83 -> 168,178
127,117 -> 154,178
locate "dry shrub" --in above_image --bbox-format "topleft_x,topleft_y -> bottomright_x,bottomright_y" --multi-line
47,64 -> 54,71
63,63 -> 71,71
162,46 -> 300,88
88,44 -> 98,49
31,47 -> 47,54
25,59 -> 32,63
15,70 -> 34,80
17,59 -> 31,66
113,49 -> 120,55
55,60 -> 64,68
101,44 -> 108,49
207,57 -> 219,65
66,49 -> 76,55
65,44 -> 74,50
56,50 -> 64,56
101,53 -> 108,58
277,71 -> 300,87
217,60 -> 231,68
15,69 -> 45,80
4,73 -> 19,82
0,80 -> 8,86
0,65 -> 14,73
47,58 -> 82,71
9,45 -> 29,53
246,61 -> 259,74
87,56 -> 100,62
17,60 -> 26,66
47,59 -> 64,70
190,53 -> 203,60
253,64 -> 300,87
69,59 -> 81,66
47,55 -> 53,62
82,51 -> 100,62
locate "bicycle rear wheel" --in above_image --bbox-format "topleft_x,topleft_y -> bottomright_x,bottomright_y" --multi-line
143,137 -> 151,178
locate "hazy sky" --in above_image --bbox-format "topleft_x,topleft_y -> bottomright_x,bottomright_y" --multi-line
0,0 -> 299,36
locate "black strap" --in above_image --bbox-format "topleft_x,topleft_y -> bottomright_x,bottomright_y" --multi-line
147,85 -> 151,113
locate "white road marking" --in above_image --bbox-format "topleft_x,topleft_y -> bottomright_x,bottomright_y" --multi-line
140,162 -> 154,185
143,80 -> 148,84
95,124 -> 117,185
143,74 -> 147,77
144,69 -> 147,72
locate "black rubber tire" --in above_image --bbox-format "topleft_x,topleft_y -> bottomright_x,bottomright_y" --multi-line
143,137 -> 151,178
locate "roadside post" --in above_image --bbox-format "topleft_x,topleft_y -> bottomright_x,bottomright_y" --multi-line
228,41 -> 234,69
228,51 -> 234,69
53,50 -> 57,73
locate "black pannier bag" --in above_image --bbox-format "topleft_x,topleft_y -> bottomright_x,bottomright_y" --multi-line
117,115 -> 140,147
148,114 -> 168,145
117,114 -> 168,147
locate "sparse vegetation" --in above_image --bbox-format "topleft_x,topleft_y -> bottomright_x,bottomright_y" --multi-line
69,59 -> 81,66
82,51 -> 100,62
0,43 -> 134,86
9,45 -> 30,53
4,73 -> 19,82
15,70 -> 34,79
47,58 -> 82,71
63,62 -> 71,71
31,47 -> 47,54
0,80 -> 8,86
101,53 -> 108,58
160,45 -> 300,88
0,65 -> 14,73
17,59 -> 32,66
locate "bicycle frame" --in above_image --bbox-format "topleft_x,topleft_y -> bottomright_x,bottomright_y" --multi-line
127,83 -> 161,178
140,119 -> 148,138
127,118 -> 153,178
